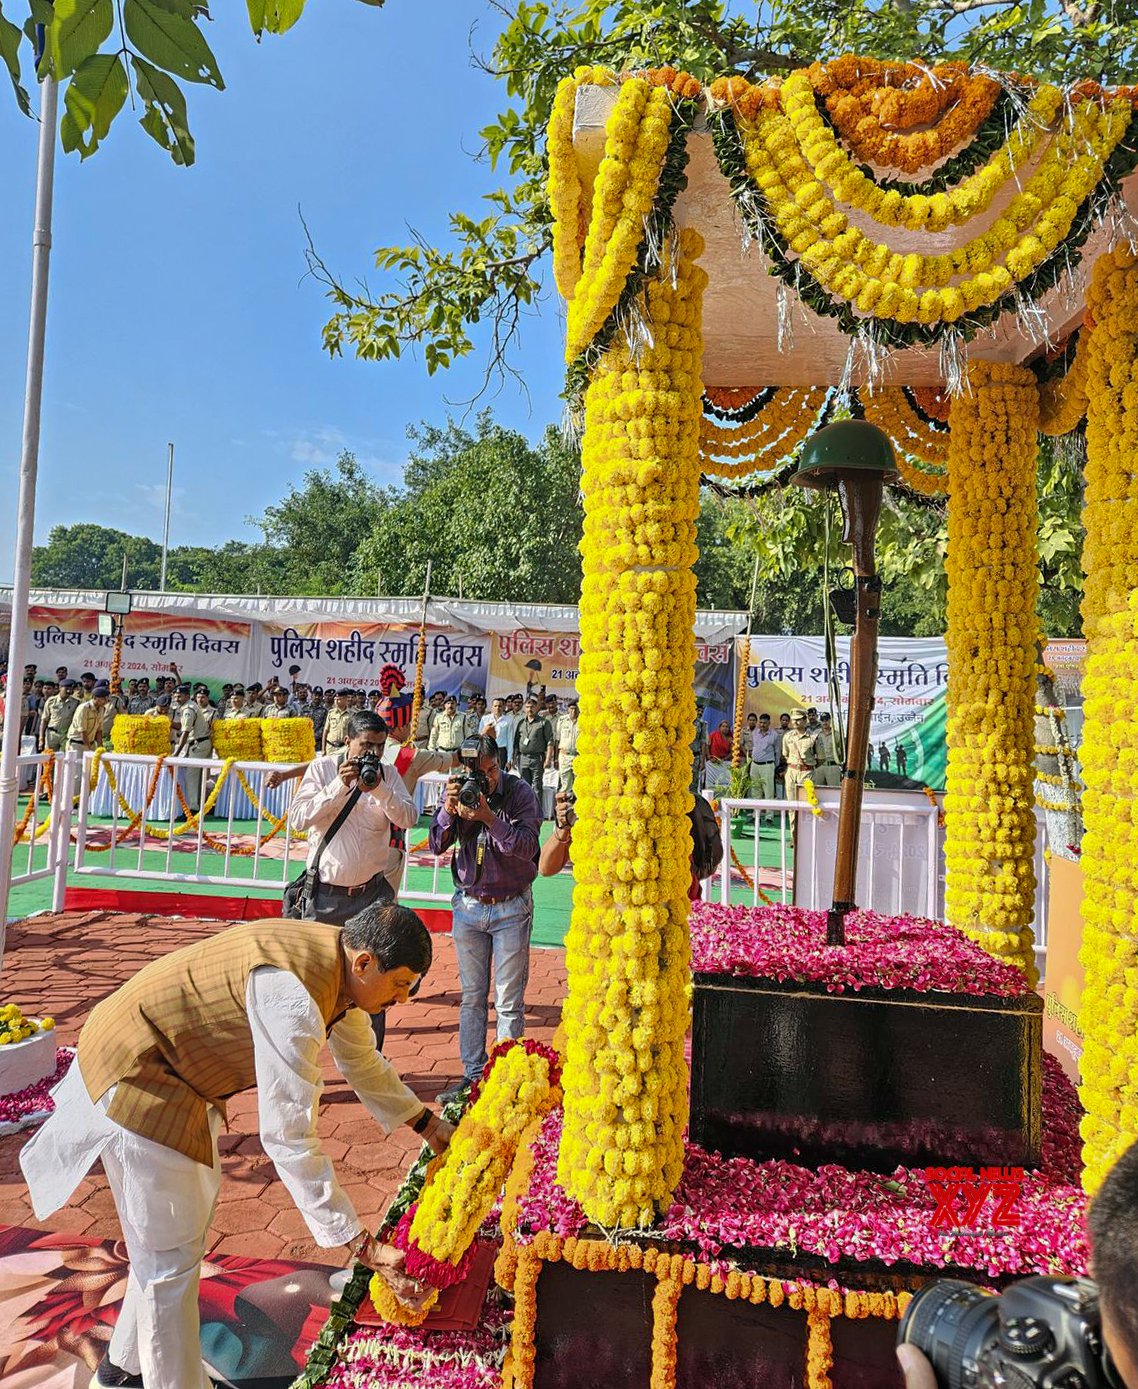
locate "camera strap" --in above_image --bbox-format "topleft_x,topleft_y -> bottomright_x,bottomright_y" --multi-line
450,775 -> 512,890
310,767 -> 364,887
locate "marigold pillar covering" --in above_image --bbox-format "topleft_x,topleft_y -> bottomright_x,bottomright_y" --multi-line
1078,246 -> 1138,1195
557,229 -> 707,1228
943,362 -> 1040,984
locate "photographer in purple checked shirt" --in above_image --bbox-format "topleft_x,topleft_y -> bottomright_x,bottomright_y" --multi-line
429,734 -> 541,1103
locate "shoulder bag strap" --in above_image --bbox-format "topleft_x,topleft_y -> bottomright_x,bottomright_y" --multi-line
310,782 -> 363,882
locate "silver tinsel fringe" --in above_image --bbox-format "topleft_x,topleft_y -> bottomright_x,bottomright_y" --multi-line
939,331 -> 969,397
776,281 -> 795,353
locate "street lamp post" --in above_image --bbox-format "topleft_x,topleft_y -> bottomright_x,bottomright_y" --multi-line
792,419 -> 897,947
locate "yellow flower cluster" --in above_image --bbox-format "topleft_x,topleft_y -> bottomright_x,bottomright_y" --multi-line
942,362 -> 1040,983
557,229 -> 707,1228
259,718 -> 314,764
859,388 -> 948,494
700,389 -> 827,478
109,715 -> 170,757
212,718 -> 264,762
0,1004 -> 54,1047
1076,246 -> 1138,1195
1038,331 -> 1090,438
370,1041 -> 560,1326
548,65 -> 616,301
549,72 -> 674,362
739,97 -> 1130,324
781,71 -> 1062,233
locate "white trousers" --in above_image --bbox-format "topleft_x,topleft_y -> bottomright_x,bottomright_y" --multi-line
102,1108 -> 221,1389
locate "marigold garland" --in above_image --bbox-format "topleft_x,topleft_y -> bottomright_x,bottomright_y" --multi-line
1038,328 -> 1090,437
942,362 -> 1040,984
700,389 -> 828,478
558,229 -> 706,1230
555,76 -> 674,362
1077,245 -> 1138,1195
211,717 -> 263,761
110,715 -> 170,756
260,717 -> 315,764
368,1040 -> 561,1326
782,70 -> 1061,233
859,388 -> 949,470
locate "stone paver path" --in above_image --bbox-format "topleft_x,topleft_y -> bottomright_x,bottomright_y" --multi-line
0,911 -> 566,1265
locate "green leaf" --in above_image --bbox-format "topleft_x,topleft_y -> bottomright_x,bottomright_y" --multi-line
60,51 -> 128,157
132,54 -> 195,164
124,0 -> 224,88
247,0 -> 307,37
0,3 -> 29,114
47,0 -> 113,80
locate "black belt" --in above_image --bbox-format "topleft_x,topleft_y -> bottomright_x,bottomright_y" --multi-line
462,890 -> 521,905
323,873 -> 382,897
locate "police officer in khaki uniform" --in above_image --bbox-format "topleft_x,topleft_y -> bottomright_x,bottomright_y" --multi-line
68,681 -> 111,753
175,686 -> 216,811
813,712 -> 841,787
323,689 -> 352,753
554,701 -> 580,796
245,683 -> 266,718
263,686 -> 294,719
782,710 -> 820,808
428,695 -> 465,754
40,678 -> 81,752
221,687 -> 255,720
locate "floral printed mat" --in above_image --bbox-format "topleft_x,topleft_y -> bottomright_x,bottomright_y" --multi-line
0,1224 -> 342,1389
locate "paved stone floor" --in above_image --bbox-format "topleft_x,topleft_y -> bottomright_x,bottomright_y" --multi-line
0,910 -> 567,1265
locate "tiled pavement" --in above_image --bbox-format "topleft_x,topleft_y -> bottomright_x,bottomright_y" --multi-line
0,910 -> 567,1265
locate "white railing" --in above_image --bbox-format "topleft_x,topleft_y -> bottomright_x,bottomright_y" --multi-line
10,751 -> 74,904
710,791 -> 1050,963
72,751 -> 303,892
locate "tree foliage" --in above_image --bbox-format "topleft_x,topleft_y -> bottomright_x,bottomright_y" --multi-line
1,0 -> 385,164
310,0 -> 1138,385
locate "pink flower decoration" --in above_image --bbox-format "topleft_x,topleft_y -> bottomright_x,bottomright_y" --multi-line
0,1048 -> 73,1131
690,903 -> 1033,997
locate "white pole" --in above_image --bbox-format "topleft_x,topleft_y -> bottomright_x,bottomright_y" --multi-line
159,441 -> 173,591
0,75 -> 59,966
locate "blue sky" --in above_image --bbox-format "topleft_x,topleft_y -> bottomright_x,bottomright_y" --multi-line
0,1 -> 566,567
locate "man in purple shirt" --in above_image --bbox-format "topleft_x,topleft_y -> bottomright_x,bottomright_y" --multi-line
429,734 -> 541,1102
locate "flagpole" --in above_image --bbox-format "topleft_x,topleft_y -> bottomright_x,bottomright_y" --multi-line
0,71 -> 60,968
159,442 -> 174,591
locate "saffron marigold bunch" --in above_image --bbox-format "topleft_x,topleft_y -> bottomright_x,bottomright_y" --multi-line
942,362 -> 1040,984
369,1040 -> 561,1326
109,714 -> 170,757
259,717 -> 314,764
211,718 -> 263,761
557,229 -> 707,1229
1078,246 -> 1138,1195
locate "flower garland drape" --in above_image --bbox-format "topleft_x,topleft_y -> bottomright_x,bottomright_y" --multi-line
1077,245 -> 1138,1195
557,228 -> 707,1229
943,363 -> 1040,983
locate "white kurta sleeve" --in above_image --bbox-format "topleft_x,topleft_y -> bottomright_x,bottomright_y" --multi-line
326,1007 -> 423,1131
246,967 -> 364,1248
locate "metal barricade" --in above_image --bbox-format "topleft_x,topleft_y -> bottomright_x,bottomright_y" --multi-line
10,751 -> 72,904
72,752 -> 302,893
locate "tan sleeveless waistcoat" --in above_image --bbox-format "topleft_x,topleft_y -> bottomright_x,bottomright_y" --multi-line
77,919 -> 353,1166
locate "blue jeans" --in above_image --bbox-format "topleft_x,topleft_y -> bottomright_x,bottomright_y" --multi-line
450,887 -> 534,1081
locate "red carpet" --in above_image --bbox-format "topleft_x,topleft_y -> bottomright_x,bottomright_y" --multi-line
61,887 -> 453,932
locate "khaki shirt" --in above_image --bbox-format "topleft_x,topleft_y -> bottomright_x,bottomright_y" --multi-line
814,729 -> 838,764
555,714 -> 580,765
42,694 -> 80,738
262,704 -> 294,719
245,699 -> 265,718
179,704 -> 214,748
782,728 -> 820,772
68,700 -> 105,748
428,710 -> 466,752
324,706 -> 351,748
222,706 -> 256,720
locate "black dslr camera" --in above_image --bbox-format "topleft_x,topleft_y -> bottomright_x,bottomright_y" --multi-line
899,1276 -> 1121,1389
457,736 -> 490,810
353,749 -> 383,790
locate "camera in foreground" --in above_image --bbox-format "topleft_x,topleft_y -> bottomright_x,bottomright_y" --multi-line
899,1275 -> 1120,1389
354,750 -> 383,790
457,737 -> 490,809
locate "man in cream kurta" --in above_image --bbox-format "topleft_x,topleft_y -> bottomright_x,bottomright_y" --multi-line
21,909 -> 451,1389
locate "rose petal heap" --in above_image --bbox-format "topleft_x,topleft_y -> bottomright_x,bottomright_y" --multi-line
1078,245 -> 1138,1195
369,1039 -> 561,1327
259,717 -> 314,764
943,362 -> 1040,982
109,715 -> 171,756
557,227 -> 706,1229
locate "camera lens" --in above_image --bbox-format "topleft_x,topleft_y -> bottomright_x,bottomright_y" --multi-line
900,1282 -> 1000,1389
